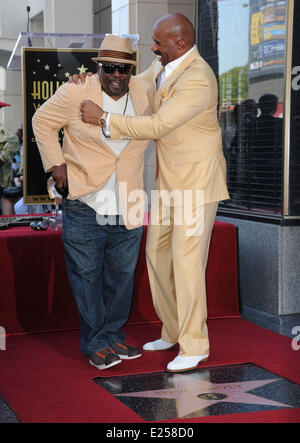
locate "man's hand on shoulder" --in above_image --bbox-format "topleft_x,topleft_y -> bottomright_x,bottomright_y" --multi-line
68,72 -> 93,84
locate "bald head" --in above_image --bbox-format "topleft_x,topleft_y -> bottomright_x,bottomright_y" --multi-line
151,13 -> 195,66
154,13 -> 195,46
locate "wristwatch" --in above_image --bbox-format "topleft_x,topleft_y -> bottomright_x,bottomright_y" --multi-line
98,112 -> 108,128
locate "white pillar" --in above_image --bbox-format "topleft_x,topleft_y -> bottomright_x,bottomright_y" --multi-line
43,0 -> 93,34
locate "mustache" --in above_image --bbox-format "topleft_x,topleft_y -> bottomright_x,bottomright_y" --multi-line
154,50 -> 162,56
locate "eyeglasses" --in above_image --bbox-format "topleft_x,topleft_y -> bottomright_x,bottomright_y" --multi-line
99,63 -> 132,74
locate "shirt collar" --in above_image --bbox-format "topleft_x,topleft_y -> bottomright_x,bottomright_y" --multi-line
164,45 -> 196,78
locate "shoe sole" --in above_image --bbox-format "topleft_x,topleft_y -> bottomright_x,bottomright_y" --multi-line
143,344 -> 176,352
167,357 -> 209,373
89,359 -> 122,370
118,354 -> 142,360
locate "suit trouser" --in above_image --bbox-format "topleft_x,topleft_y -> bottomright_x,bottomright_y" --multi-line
146,200 -> 218,357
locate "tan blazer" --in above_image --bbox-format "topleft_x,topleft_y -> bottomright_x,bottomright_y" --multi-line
109,47 -> 229,204
32,74 -> 155,229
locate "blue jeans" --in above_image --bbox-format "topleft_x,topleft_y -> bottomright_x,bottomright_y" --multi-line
62,199 -> 143,357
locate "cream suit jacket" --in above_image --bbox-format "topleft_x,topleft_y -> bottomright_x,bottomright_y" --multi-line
109,47 -> 229,204
32,74 -> 155,229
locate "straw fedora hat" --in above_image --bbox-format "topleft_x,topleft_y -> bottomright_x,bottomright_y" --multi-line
92,35 -> 137,66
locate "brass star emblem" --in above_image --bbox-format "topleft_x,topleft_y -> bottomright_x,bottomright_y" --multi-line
77,64 -> 88,74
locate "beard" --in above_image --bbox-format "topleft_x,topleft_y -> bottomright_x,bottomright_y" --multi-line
109,80 -> 125,93
105,78 -> 127,96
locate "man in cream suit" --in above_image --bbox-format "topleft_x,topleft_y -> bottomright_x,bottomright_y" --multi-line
32,36 -> 154,370
78,14 -> 229,372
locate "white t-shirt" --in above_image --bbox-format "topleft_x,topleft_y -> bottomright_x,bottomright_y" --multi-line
79,91 -> 136,215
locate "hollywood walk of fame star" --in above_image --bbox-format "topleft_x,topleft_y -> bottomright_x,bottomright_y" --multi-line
117,373 -> 291,418
77,64 -> 88,74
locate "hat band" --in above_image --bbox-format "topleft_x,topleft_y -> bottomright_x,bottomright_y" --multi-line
99,50 -> 134,61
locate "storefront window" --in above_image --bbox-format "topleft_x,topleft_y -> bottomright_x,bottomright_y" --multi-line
289,1 -> 300,216
198,0 -> 287,218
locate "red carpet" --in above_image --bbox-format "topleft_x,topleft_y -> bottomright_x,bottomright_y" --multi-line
0,319 -> 299,423
1,219 -> 298,423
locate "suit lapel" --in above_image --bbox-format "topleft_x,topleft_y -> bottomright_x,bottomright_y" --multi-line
154,65 -> 165,111
154,47 -> 199,112
86,74 -> 103,107
128,76 -> 149,116
155,66 -> 165,89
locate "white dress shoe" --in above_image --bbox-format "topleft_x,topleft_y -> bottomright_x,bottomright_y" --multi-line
167,354 -> 209,372
143,338 -> 176,351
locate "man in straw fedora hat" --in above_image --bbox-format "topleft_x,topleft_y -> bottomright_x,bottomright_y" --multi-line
32,35 -> 155,370
71,13 -> 229,373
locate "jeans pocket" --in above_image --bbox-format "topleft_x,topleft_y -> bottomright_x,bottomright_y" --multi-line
62,200 -> 98,236
63,198 -> 85,210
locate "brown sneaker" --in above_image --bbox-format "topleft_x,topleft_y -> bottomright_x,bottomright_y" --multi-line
112,342 -> 142,360
89,347 -> 121,370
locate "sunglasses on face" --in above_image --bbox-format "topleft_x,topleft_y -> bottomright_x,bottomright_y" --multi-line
99,63 -> 132,74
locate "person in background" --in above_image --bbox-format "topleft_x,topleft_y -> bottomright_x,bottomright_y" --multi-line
0,102 -> 20,215
222,103 -> 240,195
254,94 -> 282,197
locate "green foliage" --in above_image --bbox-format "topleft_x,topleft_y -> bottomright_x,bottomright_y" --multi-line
219,64 -> 249,107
